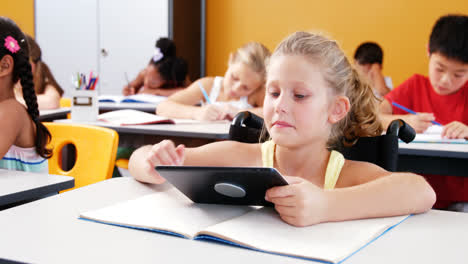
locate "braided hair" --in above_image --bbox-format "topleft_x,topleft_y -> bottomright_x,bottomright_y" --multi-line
0,17 -> 52,158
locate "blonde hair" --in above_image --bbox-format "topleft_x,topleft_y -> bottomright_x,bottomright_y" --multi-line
272,31 -> 382,149
228,42 -> 271,82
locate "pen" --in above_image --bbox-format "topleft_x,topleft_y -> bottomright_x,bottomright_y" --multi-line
391,102 -> 442,126
198,82 -> 211,104
124,72 -> 130,87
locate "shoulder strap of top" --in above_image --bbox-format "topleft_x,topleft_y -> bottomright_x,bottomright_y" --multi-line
261,140 -> 275,168
323,150 -> 345,190
209,76 -> 223,103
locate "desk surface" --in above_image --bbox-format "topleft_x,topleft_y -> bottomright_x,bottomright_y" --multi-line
399,142 -> 468,159
99,102 -> 157,113
55,119 -> 231,140
0,169 -> 74,207
39,108 -> 71,121
0,177 -> 466,264
398,142 -> 468,176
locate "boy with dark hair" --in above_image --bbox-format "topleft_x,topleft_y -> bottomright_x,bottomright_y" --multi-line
380,14 -> 468,209
354,42 -> 392,97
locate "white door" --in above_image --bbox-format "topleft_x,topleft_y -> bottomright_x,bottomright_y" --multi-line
35,0 -> 99,97
98,0 -> 169,95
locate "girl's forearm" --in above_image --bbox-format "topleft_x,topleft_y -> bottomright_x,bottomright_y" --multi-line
128,145 -> 161,184
325,173 -> 435,222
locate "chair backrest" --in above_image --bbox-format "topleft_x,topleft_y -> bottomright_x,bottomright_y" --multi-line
229,111 -> 268,143
59,98 -> 72,107
228,111 -> 415,172
43,122 -> 119,191
340,119 -> 415,171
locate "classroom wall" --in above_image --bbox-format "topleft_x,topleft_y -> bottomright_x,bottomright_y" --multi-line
1,0 -> 35,37
206,0 -> 468,87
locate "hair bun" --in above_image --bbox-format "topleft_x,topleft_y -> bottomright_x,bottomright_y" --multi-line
155,37 -> 176,58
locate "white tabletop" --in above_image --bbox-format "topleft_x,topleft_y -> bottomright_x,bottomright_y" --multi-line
0,169 -> 74,207
55,119 -> 231,139
0,177 -> 466,264
399,142 -> 468,159
39,107 -> 71,121
99,102 -> 156,113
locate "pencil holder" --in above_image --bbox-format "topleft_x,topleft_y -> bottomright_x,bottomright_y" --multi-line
71,90 -> 98,122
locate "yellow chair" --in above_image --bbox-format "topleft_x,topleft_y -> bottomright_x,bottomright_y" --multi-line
115,159 -> 129,169
59,98 -> 72,107
59,98 -> 72,119
44,122 -> 119,192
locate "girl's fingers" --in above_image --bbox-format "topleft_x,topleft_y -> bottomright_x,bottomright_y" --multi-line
175,145 -> 185,165
269,196 -> 297,207
274,204 -> 296,217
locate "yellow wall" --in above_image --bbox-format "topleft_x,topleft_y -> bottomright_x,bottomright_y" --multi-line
1,0 -> 35,37
206,0 -> 468,87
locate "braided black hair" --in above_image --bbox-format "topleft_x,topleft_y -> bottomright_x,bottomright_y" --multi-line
0,16 -> 52,158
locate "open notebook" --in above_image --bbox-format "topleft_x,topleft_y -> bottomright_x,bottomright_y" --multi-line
80,188 -> 410,263
413,125 -> 468,144
98,94 -> 167,104
98,109 -> 201,126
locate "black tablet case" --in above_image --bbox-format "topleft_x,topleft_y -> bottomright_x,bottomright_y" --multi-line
156,166 -> 288,206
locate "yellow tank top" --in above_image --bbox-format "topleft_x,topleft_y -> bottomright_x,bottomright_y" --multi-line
261,140 -> 345,190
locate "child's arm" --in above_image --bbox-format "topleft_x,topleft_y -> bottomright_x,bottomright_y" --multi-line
442,121 -> 468,139
123,70 -> 145,95
128,140 -> 261,184
379,99 -> 435,133
265,161 -> 435,227
157,77 -> 229,120
0,100 -> 27,158
36,85 -> 60,110
151,87 -> 186,97
368,64 -> 391,96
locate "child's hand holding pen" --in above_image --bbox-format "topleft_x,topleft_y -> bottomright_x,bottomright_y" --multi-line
123,72 -> 135,95
196,104 -> 229,121
406,113 -> 435,133
122,85 -> 135,96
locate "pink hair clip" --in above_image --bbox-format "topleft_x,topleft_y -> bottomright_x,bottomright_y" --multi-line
4,36 -> 21,54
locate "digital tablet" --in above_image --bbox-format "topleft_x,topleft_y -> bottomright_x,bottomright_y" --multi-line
155,166 -> 288,206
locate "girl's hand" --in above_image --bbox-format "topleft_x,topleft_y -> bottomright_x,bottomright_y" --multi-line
265,176 -> 329,227
144,140 -> 185,184
123,85 -> 135,96
220,104 -> 241,120
442,121 -> 468,139
196,105 -> 228,121
406,113 -> 435,133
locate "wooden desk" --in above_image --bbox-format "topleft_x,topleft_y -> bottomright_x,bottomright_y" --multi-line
398,142 -> 468,176
39,108 -> 71,121
0,169 -> 74,208
0,177 -> 465,264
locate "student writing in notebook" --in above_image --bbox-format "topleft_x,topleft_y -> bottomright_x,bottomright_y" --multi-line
0,17 -> 52,172
156,42 -> 270,121
122,37 -> 189,97
129,31 -> 435,227
14,35 -> 64,110
354,42 -> 392,98
380,15 -> 468,210
379,15 -> 468,136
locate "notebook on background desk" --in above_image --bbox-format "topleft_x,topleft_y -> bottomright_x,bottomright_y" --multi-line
98,94 -> 167,104
412,125 -> 468,144
98,110 -> 208,126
